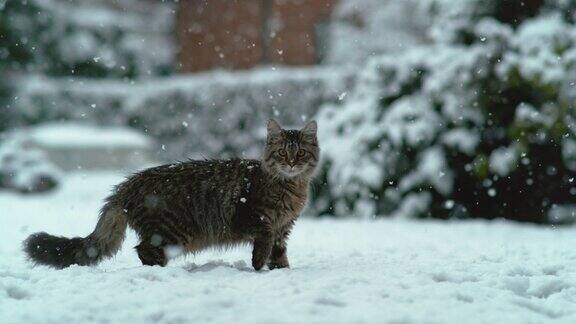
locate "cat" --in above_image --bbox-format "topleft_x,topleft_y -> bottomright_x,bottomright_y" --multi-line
23,119 -> 319,271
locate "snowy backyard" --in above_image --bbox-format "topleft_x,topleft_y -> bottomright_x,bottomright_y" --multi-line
3,0 -> 576,323
1,172 -> 576,323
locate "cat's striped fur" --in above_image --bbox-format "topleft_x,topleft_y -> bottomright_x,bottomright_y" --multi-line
23,120 -> 319,271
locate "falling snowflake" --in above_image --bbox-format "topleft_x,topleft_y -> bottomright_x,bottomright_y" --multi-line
488,188 -> 497,197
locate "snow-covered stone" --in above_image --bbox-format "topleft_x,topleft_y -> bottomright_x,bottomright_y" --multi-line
0,133 -> 61,193
2,123 -> 155,172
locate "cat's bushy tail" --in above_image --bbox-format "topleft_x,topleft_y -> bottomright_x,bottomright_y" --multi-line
23,206 -> 127,269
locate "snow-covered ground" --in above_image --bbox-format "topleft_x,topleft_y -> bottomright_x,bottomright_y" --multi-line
1,172 -> 576,323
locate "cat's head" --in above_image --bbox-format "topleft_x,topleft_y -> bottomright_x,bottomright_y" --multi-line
263,119 -> 320,179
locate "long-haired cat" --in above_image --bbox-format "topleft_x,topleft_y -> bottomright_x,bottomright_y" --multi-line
24,119 -> 319,271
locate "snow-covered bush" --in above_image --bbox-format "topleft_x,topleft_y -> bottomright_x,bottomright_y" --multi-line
314,0 -> 576,223
0,0 -> 174,78
0,133 -> 61,194
12,67 -> 353,160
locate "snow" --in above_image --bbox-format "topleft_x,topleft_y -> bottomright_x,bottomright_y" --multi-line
389,192 -> 432,219
496,14 -> 576,86
58,31 -> 100,63
489,145 -> 520,177
2,173 -> 576,323
399,147 -> 453,196
441,128 -> 480,155
383,95 -> 442,148
515,103 -> 556,128
26,123 -> 153,149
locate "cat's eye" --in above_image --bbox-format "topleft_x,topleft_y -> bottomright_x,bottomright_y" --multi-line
278,149 -> 287,156
297,150 -> 306,157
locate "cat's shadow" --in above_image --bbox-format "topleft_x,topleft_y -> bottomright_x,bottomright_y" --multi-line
184,259 -> 256,273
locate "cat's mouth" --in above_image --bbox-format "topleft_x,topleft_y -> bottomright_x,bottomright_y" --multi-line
279,167 -> 304,178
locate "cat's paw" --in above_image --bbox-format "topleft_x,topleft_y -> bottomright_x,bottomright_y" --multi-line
252,258 -> 266,271
268,260 -> 290,270
268,252 -> 289,270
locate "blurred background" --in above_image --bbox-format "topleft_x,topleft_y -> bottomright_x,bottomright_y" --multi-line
1,0 -> 576,225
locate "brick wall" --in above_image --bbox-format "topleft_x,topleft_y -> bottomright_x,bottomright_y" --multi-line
177,0 -> 336,72
266,0 -> 335,65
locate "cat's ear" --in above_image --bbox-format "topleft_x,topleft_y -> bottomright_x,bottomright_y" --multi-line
267,119 -> 282,138
301,120 -> 317,137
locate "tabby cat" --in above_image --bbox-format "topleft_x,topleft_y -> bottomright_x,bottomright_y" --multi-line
24,119 -> 319,271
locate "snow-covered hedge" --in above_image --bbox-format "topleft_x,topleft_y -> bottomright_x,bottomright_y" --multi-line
0,0 -> 174,78
11,67 -> 353,160
313,0 -> 576,223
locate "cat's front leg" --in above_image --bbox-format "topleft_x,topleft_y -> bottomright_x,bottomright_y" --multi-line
268,223 -> 293,270
252,230 -> 273,271
251,215 -> 274,271
268,239 -> 289,270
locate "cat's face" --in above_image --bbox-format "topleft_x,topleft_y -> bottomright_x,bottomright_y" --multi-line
263,119 -> 320,179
